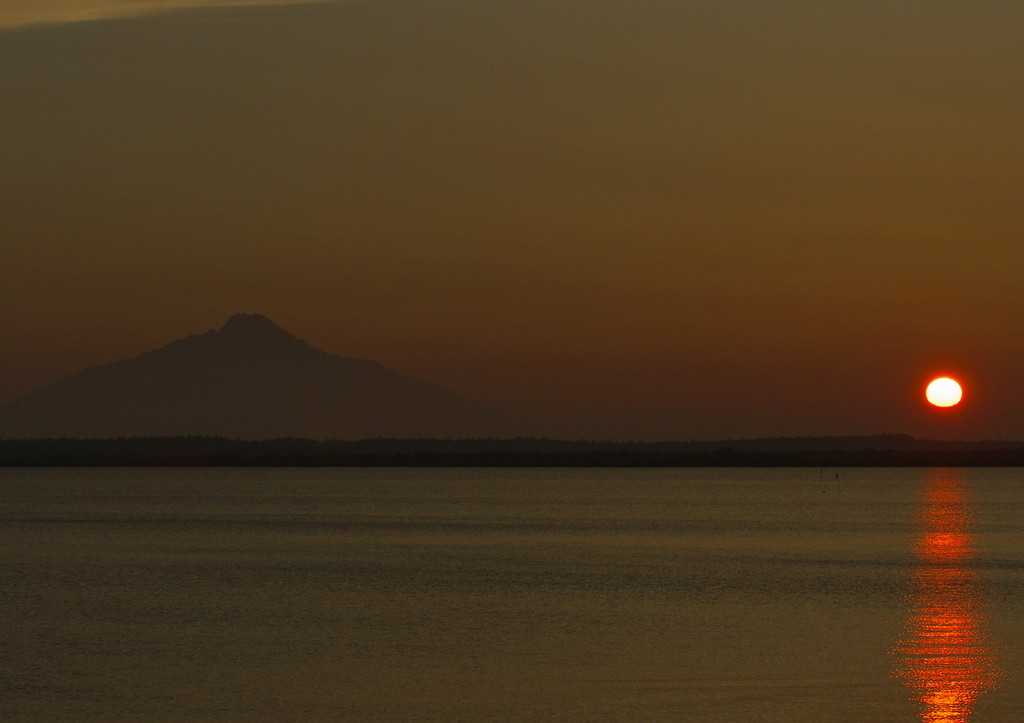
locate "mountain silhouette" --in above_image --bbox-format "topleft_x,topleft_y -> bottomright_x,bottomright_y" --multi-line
0,314 -> 517,439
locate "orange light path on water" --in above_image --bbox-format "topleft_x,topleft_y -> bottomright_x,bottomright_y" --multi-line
893,471 -> 1001,722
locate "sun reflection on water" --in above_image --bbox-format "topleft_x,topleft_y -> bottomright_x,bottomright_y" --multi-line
893,470 -> 1001,722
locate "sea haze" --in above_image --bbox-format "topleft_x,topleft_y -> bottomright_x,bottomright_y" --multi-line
1,467 -> 1021,720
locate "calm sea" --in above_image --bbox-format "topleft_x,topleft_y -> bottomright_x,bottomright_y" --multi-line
1,467 -> 1021,721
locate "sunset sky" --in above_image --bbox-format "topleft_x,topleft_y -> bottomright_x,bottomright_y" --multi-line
2,0 -> 1022,440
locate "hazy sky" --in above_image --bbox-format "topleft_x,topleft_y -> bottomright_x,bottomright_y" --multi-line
3,0 -> 1023,440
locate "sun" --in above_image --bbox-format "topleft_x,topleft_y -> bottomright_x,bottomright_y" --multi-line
925,377 -> 963,408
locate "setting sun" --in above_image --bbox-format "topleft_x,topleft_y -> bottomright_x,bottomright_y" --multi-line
926,377 -> 963,408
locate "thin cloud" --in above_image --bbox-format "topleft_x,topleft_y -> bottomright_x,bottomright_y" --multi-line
0,0 -> 337,30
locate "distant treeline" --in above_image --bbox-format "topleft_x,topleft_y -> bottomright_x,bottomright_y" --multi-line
3,435 -> 1024,466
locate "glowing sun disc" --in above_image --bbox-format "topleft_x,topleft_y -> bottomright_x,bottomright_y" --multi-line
926,377 -> 963,408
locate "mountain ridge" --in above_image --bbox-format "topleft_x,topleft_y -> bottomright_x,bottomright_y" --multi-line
0,314 -> 517,440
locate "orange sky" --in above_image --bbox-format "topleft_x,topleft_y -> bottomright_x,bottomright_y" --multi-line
2,0 -> 1022,440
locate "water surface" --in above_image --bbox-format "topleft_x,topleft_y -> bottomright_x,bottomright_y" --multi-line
1,467 -> 1021,720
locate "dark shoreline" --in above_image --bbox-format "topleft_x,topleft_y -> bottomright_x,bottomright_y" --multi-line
3,435 -> 1024,467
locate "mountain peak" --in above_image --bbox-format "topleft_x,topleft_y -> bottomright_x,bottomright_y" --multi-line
221,313 -> 288,333
215,313 -> 302,346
